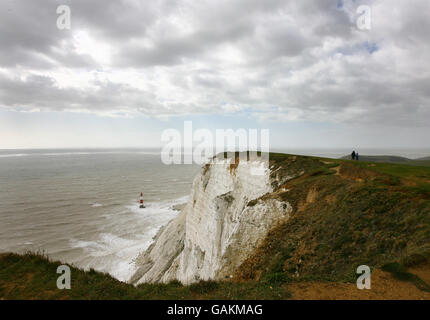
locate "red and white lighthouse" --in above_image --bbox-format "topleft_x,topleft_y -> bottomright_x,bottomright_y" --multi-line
139,192 -> 145,208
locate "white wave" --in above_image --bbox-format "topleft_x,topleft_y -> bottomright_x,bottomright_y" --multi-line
0,153 -> 29,158
68,195 -> 189,282
70,239 -> 104,251
69,233 -> 150,281
91,203 -> 103,207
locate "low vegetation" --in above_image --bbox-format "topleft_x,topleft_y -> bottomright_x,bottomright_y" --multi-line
0,252 -> 291,300
236,154 -> 430,285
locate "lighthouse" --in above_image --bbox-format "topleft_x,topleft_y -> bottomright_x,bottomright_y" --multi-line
139,192 -> 145,208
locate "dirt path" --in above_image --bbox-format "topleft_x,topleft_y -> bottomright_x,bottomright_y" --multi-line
288,268 -> 430,300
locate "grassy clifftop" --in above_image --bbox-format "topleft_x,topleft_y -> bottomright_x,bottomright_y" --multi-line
237,153 -> 430,284
339,154 -> 430,167
1,153 -> 430,299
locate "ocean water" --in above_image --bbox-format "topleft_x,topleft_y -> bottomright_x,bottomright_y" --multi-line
0,149 -> 199,282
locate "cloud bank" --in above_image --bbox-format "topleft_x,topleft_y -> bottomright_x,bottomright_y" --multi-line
0,0 -> 429,126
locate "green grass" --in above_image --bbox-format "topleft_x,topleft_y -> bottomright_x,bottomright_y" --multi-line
236,153 -> 430,285
355,161 -> 430,181
0,252 -> 291,300
339,155 -> 430,167
352,161 -> 430,199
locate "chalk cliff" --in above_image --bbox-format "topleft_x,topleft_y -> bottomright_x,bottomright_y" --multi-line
130,156 -> 292,285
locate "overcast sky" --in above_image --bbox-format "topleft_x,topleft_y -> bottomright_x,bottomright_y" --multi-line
0,0 -> 429,149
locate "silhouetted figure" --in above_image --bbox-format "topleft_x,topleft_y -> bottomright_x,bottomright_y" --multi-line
351,150 -> 356,160
356,152 -> 359,161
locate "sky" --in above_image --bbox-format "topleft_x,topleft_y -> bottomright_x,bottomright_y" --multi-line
0,0 -> 429,149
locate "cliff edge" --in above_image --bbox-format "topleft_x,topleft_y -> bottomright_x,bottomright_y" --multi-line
130,152 -> 430,286
130,153 -> 292,285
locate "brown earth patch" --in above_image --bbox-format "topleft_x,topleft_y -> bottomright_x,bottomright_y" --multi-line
288,269 -> 430,300
229,153 -> 240,175
306,188 -> 318,204
402,179 -> 418,187
332,165 -> 341,176
298,187 -> 319,212
338,163 -> 378,181
324,194 -> 337,204
409,261 -> 430,284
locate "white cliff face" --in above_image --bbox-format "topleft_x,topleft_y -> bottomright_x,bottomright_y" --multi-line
130,159 -> 292,285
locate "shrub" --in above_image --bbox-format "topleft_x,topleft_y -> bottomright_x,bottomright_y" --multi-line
167,280 -> 183,288
401,253 -> 428,268
262,272 -> 290,285
189,280 -> 219,294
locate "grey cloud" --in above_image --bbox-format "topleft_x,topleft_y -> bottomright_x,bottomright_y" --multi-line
0,0 -> 429,128
0,73 -> 141,112
0,0 -> 100,68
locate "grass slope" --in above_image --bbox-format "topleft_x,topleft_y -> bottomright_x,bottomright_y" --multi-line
0,252 -> 291,300
237,154 -> 430,285
340,154 -> 430,167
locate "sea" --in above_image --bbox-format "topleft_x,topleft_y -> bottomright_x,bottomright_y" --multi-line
0,149 -> 199,282
0,147 -> 428,282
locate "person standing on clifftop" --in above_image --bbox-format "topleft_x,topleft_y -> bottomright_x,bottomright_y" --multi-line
356,152 -> 359,161
351,150 -> 356,160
